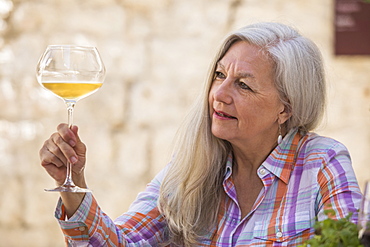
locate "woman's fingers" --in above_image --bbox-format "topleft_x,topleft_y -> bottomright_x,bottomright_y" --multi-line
40,141 -> 66,168
51,131 -> 78,164
39,140 -> 67,184
57,123 -> 77,147
70,125 -> 86,160
39,124 -> 87,186
42,162 -> 67,185
39,126 -> 77,172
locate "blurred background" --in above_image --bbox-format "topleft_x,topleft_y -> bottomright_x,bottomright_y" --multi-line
0,0 -> 369,246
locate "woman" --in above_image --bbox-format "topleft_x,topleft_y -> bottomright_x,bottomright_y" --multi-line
39,22 -> 362,246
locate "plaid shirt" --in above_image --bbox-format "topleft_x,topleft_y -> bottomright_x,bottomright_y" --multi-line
56,129 -> 362,246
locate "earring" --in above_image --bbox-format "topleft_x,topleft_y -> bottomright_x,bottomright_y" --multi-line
277,124 -> 282,145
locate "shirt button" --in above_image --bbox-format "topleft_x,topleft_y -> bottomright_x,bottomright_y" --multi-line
78,226 -> 86,231
259,168 -> 266,175
276,231 -> 283,238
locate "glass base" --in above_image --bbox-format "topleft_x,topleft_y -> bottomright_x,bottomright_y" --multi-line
45,184 -> 92,193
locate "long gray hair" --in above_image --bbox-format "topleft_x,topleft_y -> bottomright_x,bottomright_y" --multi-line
158,22 -> 326,246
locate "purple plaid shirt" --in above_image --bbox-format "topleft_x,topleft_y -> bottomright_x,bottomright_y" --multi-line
55,128 -> 362,246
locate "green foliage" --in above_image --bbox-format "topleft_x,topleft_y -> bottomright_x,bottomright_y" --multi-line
299,209 -> 363,247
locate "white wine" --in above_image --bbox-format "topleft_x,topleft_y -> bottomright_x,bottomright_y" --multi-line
37,45 -> 105,193
42,81 -> 103,100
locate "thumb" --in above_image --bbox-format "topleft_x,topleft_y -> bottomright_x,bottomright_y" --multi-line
70,125 -> 86,155
70,125 -> 81,142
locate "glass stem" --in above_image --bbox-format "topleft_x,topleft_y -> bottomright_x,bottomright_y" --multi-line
64,100 -> 76,187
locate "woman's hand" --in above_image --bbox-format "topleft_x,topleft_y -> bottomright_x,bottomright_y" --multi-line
39,123 -> 87,188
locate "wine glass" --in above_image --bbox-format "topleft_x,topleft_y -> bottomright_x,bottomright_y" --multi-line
36,45 -> 106,193
359,181 -> 370,246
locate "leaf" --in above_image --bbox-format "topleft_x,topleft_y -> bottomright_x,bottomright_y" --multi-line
298,211 -> 364,247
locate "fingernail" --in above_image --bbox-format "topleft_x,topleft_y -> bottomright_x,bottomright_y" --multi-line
70,156 -> 78,164
69,140 -> 76,147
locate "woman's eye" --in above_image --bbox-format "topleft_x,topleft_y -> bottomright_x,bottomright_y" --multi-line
214,71 -> 226,79
239,81 -> 252,91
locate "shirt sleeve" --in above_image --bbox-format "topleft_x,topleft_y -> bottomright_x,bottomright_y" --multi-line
54,167 -> 169,246
315,140 -> 362,222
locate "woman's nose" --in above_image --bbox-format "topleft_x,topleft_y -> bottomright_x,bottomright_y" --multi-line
212,79 -> 233,105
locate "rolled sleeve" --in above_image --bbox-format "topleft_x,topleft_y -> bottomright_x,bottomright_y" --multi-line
55,193 -> 100,243
53,166 -> 170,246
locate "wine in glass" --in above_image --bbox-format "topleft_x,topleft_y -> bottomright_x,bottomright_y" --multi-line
359,181 -> 370,246
36,45 -> 106,193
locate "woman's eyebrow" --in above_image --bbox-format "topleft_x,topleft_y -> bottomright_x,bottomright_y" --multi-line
216,62 -> 255,79
236,72 -> 255,79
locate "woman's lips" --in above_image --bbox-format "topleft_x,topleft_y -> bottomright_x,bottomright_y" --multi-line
214,110 -> 237,119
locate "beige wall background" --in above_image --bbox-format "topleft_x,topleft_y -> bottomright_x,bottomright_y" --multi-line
0,0 -> 369,246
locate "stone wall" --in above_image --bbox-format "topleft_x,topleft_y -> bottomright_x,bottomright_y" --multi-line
0,0 -> 369,246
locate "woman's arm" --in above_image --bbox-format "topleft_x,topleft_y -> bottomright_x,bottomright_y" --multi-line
40,124 -> 169,245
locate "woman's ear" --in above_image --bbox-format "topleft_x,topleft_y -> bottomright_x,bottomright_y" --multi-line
278,104 -> 292,125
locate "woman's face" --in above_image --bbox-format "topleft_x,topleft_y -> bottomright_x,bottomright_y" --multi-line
208,41 -> 289,148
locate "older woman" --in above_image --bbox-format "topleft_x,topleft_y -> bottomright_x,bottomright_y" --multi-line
39,22 -> 362,246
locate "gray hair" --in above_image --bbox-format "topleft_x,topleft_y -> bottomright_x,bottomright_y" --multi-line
208,22 -> 326,132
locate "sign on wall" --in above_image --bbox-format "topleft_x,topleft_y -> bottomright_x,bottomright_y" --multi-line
335,0 -> 370,55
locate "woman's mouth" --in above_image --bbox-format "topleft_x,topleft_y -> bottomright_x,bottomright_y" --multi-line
214,110 -> 237,119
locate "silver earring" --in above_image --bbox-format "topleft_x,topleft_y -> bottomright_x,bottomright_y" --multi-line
277,125 -> 282,144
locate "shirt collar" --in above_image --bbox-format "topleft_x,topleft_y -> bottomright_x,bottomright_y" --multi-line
262,128 -> 304,184
223,128 -> 305,184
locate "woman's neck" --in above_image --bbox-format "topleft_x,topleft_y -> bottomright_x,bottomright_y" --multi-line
231,135 -> 280,173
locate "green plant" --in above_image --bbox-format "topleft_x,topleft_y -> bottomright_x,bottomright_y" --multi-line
299,209 -> 363,247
